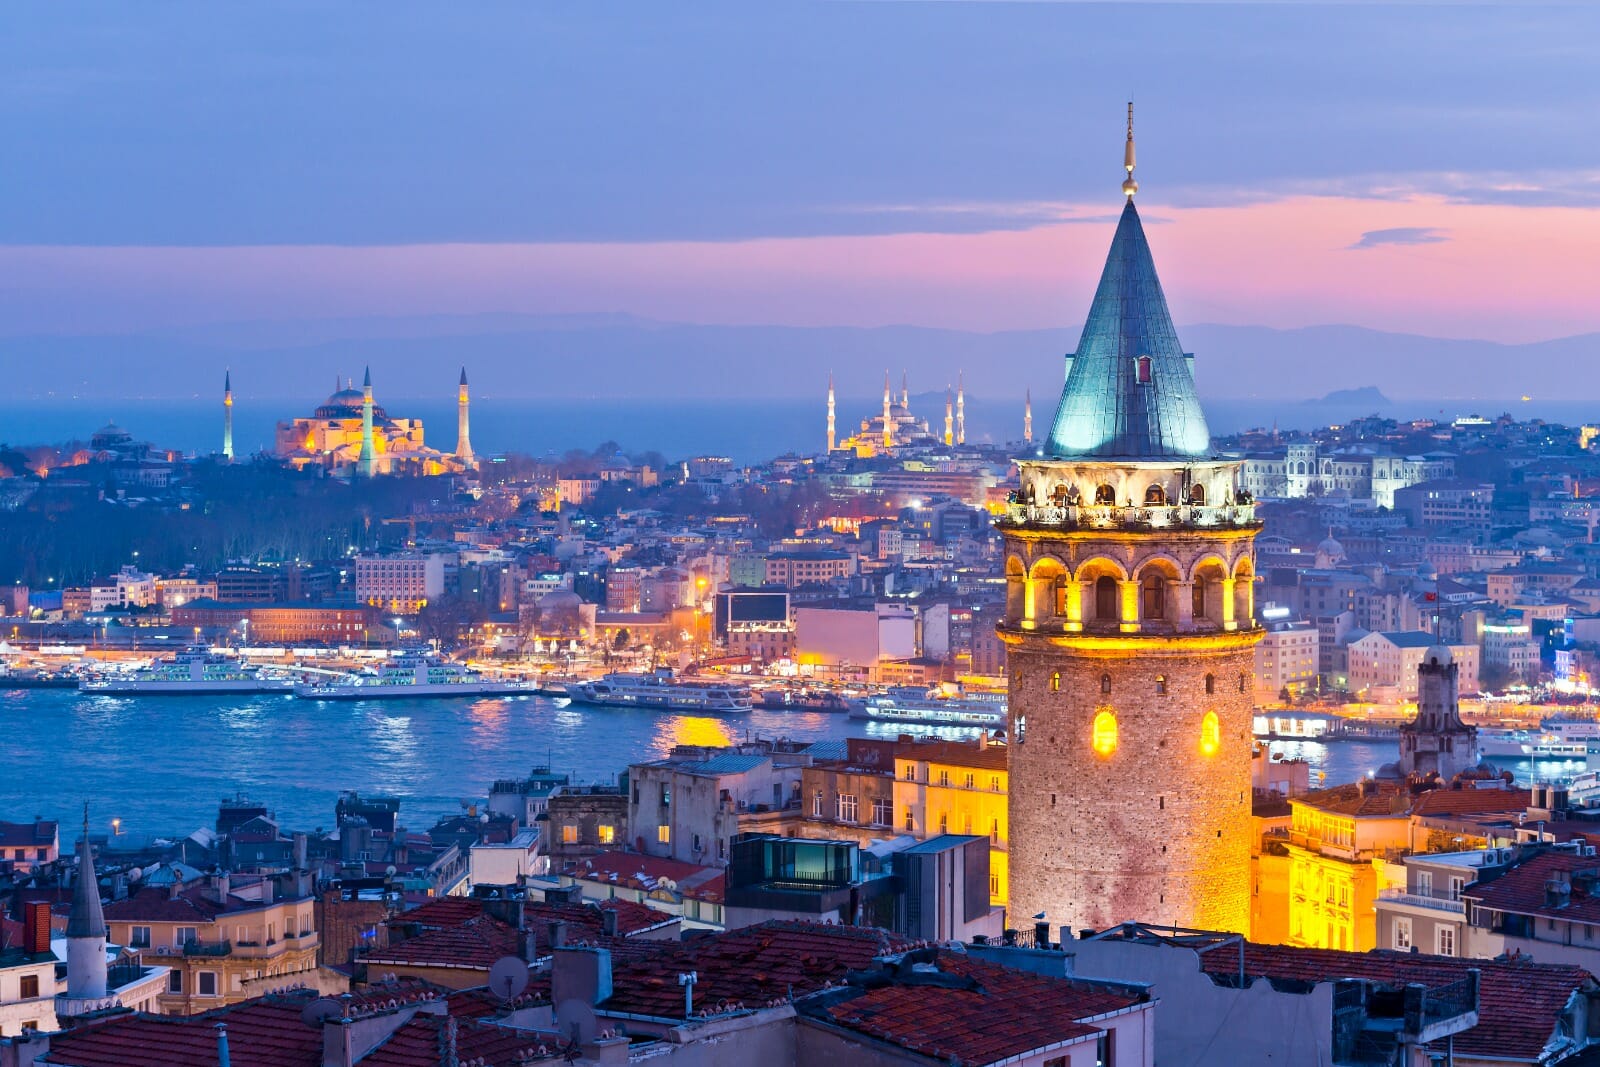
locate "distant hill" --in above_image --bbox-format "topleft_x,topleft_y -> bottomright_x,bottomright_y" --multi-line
2,314 -> 1597,405
1312,386 -> 1390,406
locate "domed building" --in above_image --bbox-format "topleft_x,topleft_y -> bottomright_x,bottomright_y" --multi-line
273,368 -> 476,477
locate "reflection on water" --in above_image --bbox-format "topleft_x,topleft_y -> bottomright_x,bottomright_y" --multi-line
659,716 -> 737,752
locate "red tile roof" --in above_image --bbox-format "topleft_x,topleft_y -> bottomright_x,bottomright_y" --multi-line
600,921 -> 912,1018
41,997 -> 323,1067
568,850 -> 727,903
359,1016 -> 564,1066
1196,941 -> 1595,1062
1296,782 -> 1524,819
1466,851 -> 1600,923
369,898 -> 673,971
384,897 -> 485,930
817,951 -> 1140,1065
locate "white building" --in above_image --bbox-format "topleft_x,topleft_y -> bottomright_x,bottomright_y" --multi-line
1347,631 -> 1479,700
468,830 -> 542,888
1255,618 -> 1319,701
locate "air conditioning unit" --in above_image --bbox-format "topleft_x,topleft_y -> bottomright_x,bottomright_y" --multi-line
1585,846 -> 1596,858
155,946 -> 172,956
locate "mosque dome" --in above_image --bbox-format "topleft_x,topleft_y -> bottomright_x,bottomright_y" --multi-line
1316,535 -> 1344,560
315,386 -> 387,421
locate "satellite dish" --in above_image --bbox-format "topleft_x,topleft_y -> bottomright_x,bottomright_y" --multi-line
386,865 -> 398,877
556,999 -> 599,1044
488,956 -> 530,1003
300,998 -> 342,1028
128,867 -> 143,881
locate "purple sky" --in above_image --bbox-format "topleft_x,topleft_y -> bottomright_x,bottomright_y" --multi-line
4,4 -> 1600,365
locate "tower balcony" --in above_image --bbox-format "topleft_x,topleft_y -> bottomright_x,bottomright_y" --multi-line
997,501 -> 1258,532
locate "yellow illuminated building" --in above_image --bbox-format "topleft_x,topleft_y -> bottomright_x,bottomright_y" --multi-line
1282,785 -> 1410,952
893,741 -> 1009,907
104,877 -> 321,1014
274,372 -> 472,478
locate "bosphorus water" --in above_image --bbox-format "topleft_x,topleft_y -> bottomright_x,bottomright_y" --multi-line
1,688 -> 1564,839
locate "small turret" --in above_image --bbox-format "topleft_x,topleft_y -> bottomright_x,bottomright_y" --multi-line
455,365 -> 475,469
66,806 -> 108,1001
222,369 -> 234,462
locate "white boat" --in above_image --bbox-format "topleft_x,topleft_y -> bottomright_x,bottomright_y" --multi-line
565,669 -> 752,712
1478,725 -> 1600,759
295,650 -> 533,700
852,686 -> 1007,729
1568,771 -> 1600,809
81,647 -> 293,695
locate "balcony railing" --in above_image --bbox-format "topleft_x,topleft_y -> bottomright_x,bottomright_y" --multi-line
182,939 -> 232,957
998,501 -> 1258,532
1378,888 -> 1467,915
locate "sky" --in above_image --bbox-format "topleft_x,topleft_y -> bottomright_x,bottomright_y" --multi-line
4,3 -> 1600,352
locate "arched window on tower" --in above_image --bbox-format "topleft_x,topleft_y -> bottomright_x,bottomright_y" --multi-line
1189,483 -> 1206,506
1239,672 -> 1249,693
1094,483 -> 1116,506
1136,355 -> 1153,384
1100,673 -> 1112,695
1092,709 -> 1118,756
1200,711 -> 1221,756
1192,581 -> 1207,620
1050,671 -> 1061,692
1155,674 -> 1168,695
1143,575 -> 1167,620
1205,673 -> 1216,695
1095,576 -> 1119,621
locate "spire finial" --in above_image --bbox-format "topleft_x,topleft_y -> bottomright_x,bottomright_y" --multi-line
1122,101 -> 1138,199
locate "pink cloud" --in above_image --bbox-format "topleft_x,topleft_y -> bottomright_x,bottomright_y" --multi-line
3,194 -> 1600,342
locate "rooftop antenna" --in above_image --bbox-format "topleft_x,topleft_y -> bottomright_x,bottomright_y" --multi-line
1122,101 -> 1139,199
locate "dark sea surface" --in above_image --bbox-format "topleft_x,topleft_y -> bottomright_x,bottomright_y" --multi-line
0,687 -> 1569,838
4,395 -> 1596,466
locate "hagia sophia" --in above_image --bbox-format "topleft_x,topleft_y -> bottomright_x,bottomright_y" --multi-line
269,367 -> 477,478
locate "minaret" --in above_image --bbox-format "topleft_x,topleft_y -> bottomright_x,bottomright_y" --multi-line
826,372 -> 836,453
900,370 -> 909,411
1000,107 -> 1260,937
956,371 -> 966,445
222,369 -> 234,462
455,366 -> 475,469
1024,388 -> 1033,444
356,366 -> 377,478
944,387 -> 955,446
882,370 -> 894,450
66,806 -> 108,1002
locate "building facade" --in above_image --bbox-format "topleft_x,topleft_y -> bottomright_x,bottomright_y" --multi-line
998,132 -> 1261,935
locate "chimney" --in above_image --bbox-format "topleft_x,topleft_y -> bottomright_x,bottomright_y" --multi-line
23,901 -> 51,955
600,907 -> 619,938
214,871 -> 231,903
551,946 -> 613,1008
546,919 -> 567,951
1033,921 -> 1051,949
1546,878 -> 1572,909
170,874 -> 184,901
293,832 -> 309,871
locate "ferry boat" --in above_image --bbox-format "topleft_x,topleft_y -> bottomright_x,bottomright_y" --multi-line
851,686 -> 1007,729
755,689 -> 861,714
294,651 -> 533,700
565,669 -> 753,713
1478,725 -> 1600,759
80,647 -> 292,695
0,666 -> 80,690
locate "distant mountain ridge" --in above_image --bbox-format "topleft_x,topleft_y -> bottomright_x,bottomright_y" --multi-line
3,314 -> 1597,405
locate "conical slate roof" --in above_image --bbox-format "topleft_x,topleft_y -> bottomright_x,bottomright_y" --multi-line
66,836 -> 106,939
1045,199 -> 1212,460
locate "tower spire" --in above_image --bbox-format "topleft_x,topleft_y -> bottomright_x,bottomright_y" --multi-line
357,366 -> 377,478
455,366 -> 475,469
222,368 -> 234,462
900,370 -> 908,411
882,370 -> 893,450
956,370 -> 965,445
826,372 -> 836,453
65,803 -> 107,1001
1122,101 -> 1138,199
944,386 -> 954,447
1024,388 -> 1033,444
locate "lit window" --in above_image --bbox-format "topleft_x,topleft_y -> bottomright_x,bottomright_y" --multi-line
1155,674 -> 1168,695
1092,709 -> 1118,756
561,824 -> 578,844
656,826 -> 670,844
1050,671 -> 1061,692
1200,711 -> 1221,756
598,825 -> 615,844
1205,673 -> 1216,695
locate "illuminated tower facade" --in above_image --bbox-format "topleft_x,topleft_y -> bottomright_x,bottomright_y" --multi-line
222,369 -> 234,462
455,366 -> 476,469
827,372 -> 836,452
998,108 -> 1261,936
357,366 -> 377,478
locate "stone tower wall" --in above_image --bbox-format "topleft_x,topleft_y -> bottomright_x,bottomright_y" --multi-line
1006,634 -> 1257,935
